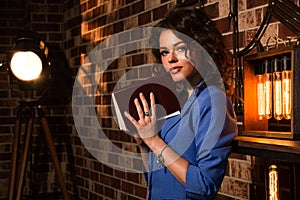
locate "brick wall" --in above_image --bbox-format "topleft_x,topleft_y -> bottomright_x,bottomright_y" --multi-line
0,0 -> 300,199
0,0 -> 70,199
0,0 -> 26,197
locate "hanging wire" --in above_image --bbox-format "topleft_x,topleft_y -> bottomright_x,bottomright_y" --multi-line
228,0 -> 244,114
237,8 -> 272,57
236,0 -> 300,57
269,0 -> 300,37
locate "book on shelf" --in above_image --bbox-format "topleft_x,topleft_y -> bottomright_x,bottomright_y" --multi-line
111,72 -> 181,133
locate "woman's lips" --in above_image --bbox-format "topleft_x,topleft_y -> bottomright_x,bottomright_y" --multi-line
169,66 -> 182,74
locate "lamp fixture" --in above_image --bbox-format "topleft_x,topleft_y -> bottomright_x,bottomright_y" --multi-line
255,56 -> 292,121
5,31 -> 53,103
7,31 -> 52,94
5,31 -> 70,200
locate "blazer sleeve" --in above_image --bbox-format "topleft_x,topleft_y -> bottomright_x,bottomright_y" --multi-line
185,89 -> 237,199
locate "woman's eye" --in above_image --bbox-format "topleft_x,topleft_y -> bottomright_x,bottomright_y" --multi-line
176,46 -> 187,52
160,50 -> 169,56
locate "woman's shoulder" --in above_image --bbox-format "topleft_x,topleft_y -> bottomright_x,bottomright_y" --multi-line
196,84 -> 226,100
195,84 -> 233,109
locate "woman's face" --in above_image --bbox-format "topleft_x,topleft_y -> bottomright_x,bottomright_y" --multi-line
159,30 -> 198,83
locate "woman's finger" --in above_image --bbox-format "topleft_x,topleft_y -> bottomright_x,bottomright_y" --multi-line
139,93 -> 150,117
149,92 -> 156,119
134,97 -> 146,119
124,111 -> 140,127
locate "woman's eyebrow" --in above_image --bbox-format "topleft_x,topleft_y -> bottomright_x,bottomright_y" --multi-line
159,47 -> 168,50
159,41 -> 185,50
173,41 -> 185,47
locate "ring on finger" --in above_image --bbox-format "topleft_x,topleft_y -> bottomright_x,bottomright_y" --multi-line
145,111 -> 150,116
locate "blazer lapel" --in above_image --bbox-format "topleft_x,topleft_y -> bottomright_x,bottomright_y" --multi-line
161,93 -> 198,136
160,82 -> 207,136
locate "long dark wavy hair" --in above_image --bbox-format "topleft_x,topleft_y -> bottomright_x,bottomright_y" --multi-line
150,6 -> 235,96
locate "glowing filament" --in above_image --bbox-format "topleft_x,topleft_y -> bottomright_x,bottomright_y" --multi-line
269,165 -> 279,200
257,75 -> 265,120
282,70 -> 292,120
273,72 -> 283,120
265,74 -> 272,119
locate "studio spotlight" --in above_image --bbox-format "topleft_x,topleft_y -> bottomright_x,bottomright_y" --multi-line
7,31 -> 52,100
6,31 -> 69,200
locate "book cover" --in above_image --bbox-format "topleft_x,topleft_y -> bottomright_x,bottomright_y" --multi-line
111,72 -> 181,133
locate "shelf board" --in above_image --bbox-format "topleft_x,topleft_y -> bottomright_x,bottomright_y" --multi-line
233,136 -> 300,163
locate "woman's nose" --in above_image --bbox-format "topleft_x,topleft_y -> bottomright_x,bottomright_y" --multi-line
168,52 -> 178,63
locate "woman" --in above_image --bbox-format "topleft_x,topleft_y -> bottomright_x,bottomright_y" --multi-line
125,6 -> 237,200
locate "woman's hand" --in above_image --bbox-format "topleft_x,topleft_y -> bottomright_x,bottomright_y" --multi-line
124,92 -> 159,147
125,92 -> 189,185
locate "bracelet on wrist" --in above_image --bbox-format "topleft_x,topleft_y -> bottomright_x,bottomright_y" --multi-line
157,145 -> 169,167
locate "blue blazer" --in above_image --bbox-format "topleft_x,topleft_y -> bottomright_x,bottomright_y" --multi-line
145,83 -> 237,200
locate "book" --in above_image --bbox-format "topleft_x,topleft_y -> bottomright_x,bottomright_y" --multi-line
111,72 -> 181,133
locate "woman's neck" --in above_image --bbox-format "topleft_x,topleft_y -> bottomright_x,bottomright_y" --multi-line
185,71 -> 203,97
176,76 -> 202,98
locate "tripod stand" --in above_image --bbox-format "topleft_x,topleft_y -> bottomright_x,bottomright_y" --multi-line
7,101 -> 69,200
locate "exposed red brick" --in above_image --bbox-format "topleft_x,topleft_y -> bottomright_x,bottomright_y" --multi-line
119,6 -> 131,19
247,0 -> 269,9
205,2 -> 219,19
278,23 -> 298,39
132,1 -> 145,15
138,11 -> 151,26
49,32 -> 64,40
134,184 -> 147,198
47,14 -> 63,22
153,4 -> 168,21
104,186 -> 115,199
216,17 -> 231,34
31,23 -> 61,31
88,0 -> 97,10
131,53 -> 144,66
121,180 -> 134,194
94,182 -> 103,193
32,14 -> 46,22
113,21 -> 124,33
2,0 -> 300,199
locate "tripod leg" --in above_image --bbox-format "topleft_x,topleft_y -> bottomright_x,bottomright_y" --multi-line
7,106 -> 22,200
16,111 -> 34,200
38,107 -> 69,200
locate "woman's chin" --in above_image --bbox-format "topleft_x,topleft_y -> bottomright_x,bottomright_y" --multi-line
170,73 -> 186,83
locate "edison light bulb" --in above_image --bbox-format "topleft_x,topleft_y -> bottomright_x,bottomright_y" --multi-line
272,58 -> 283,120
273,73 -> 283,120
264,60 -> 272,119
282,56 -> 292,120
269,165 -> 279,200
257,74 -> 265,120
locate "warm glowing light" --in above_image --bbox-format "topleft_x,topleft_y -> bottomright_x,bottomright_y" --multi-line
269,165 -> 279,200
257,75 -> 265,120
282,70 -> 292,119
10,51 -> 42,81
272,58 -> 283,120
273,72 -> 283,120
265,74 -> 272,119
282,56 -> 292,120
